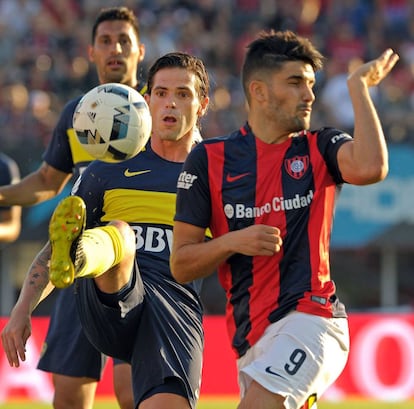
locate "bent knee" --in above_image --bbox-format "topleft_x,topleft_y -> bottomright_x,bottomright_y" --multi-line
108,220 -> 136,254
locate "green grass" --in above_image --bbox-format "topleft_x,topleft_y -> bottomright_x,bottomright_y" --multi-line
198,400 -> 414,409
319,403 -> 414,409
1,399 -> 413,409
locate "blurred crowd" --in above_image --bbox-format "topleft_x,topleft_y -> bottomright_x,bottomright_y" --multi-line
1,0 -> 414,176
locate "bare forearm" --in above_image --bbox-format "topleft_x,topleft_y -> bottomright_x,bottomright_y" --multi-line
171,224 -> 282,283
0,164 -> 71,206
348,79 -> 388,182
339,49 -> 399,185
0,176 -> 55,206
14,242 -> 53,314
171,235 -> 233,284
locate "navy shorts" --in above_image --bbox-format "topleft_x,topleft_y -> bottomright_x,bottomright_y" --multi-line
37,287 -> 107,379
75,262 -> 203,408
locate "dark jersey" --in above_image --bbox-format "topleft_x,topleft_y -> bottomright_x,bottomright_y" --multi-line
73,142 -> 204,407
43,83 -> 147,178
175,123 -> 351,358
38,83 -> 146,378
0,152 -> 20,211
74,141 -> 202,295
42,96 -> 89,177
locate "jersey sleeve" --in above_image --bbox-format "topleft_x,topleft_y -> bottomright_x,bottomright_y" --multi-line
0,153 -> 20,211
71,162 -> 105,228
0,153 -> 19,186
174,143 -> 211,229
316,127 -> 352,184
42,98 -> 81,174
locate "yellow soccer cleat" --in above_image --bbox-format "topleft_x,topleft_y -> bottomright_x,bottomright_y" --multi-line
48,196 -> 86,288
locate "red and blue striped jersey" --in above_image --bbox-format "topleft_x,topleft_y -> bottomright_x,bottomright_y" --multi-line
175,123 -> 351,357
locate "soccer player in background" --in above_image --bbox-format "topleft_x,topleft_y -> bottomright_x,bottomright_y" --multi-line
2,51 -> 209,409
170,30 -> 399,409
0,152 -> 21,243
0,7 -> 145,409
0,151 -> 21,318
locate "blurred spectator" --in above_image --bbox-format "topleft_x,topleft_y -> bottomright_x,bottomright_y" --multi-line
320,57 -> 379,134
1,0 -> 412,152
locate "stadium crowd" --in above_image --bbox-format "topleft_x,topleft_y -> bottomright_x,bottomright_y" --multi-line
1,0 -> 414,176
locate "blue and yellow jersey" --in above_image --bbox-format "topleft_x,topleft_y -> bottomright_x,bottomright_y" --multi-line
43,83 -> 147,179
73,142 -> 200,293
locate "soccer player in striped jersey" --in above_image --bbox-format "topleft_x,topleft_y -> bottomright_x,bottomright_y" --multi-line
3,52 -> 209,409
171,30 -> 399,409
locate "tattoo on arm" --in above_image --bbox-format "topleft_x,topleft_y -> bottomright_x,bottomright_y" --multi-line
27,243 -> 51,291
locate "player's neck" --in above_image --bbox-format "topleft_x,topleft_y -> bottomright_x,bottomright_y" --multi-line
151,136 -> 192,163
123,79 -> 138,89
248,117 -> 295,145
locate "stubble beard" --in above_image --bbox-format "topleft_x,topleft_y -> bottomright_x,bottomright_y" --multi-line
268,98 -> 308,133
292,115 -> 309,132
103,67 -> 129,85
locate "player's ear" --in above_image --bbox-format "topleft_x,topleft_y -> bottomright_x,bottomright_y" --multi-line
197,96 -> 209,117
88,45 -> 95,63
138,43 -> 146,63
249,80 -> 266,103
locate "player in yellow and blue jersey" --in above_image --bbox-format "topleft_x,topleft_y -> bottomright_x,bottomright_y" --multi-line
1,7 -> 145,409
3,51 -> 210,409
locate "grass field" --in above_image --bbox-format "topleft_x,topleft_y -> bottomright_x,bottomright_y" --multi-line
1,399 -> 413,408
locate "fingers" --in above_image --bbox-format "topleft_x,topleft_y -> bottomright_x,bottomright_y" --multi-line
349,48 -> 399,87
262,225 -> 283,254
371,49 -> 399,84
1,330 -> 26,367
382,48 -> 399,74
235,224 -> 284,256
376,48 -> 399,77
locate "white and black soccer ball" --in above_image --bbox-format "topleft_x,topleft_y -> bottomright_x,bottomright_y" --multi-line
73,83 -> 152,162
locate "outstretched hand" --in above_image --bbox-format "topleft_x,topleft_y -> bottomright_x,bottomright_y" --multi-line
348,48 -> 399,87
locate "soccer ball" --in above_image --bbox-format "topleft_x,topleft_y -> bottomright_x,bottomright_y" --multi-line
73,83 -> 152,162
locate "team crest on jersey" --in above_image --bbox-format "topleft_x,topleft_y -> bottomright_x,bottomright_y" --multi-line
284,155 -> 309,179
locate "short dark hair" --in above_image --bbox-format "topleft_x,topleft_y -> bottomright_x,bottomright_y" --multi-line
241,30 -> 324,98
92,7 -> 140,43
147,52 -> 209,102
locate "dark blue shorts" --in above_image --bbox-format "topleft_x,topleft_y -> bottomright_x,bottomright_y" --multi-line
75,262 -> 203,408
37,287 -> 107,379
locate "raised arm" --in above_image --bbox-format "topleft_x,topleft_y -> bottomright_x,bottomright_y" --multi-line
0,162 -> 71,206
1,242 -> 54,367
337,49 -> 399,185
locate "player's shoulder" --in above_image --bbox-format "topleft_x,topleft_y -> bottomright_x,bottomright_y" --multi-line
304,127 -> 352,141
0,152 -> 14,167
189,130 -> 246,162
0,152 -> 19,182
59,95 -> 83,121
0,153 -> 11,175
198,128 -> 241,146
137,81 -> 147,96
0,152 -> 18,173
